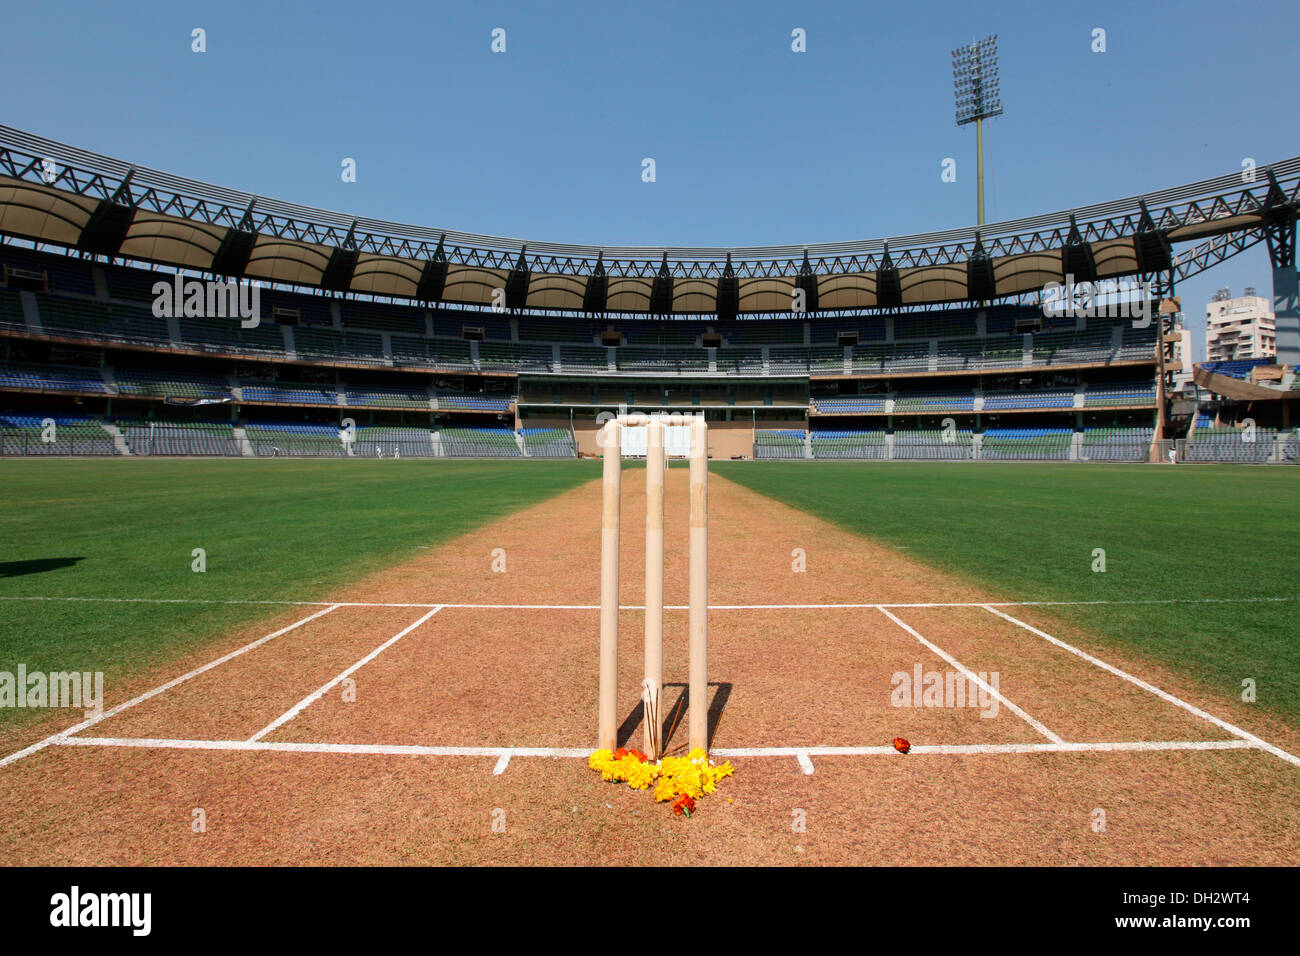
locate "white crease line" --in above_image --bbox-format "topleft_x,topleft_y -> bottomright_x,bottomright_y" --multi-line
492,754 -> 511,775
981,605 -> 1300,770
53,737 -> 1255,759
796,753 -> 815,775
0,604 -> 341,770
717,741 -> 1258,757
59,737 -> 590,758
0,596 -> 1296,609
877,606 -> 1064,744
247,606 -> 443,743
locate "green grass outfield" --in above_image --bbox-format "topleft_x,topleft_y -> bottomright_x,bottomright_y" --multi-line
1,458 -> 1297,731
715,461 -> 1300,722
0,458 -> 597,730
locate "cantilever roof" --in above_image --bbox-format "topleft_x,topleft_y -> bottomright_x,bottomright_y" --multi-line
0,125 -> 1296,315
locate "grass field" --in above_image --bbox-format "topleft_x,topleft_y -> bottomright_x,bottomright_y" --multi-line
715,461 -> 1300,721
2,457 -> 1297,736
0,458 -> 597,730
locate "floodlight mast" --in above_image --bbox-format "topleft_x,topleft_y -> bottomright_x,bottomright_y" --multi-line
952,35 -> 1003,227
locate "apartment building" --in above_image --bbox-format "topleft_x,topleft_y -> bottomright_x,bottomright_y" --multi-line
1205,287 -> 1276,362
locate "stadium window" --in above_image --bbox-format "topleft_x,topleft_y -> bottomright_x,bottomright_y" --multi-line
272,307 -> 301,325
462,326 -> 485,341
2,266 -> 48,292
836,331 -> 859,346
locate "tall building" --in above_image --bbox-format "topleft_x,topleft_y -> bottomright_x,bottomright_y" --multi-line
1168,319 -> 1196,395
1205,287 -> 1276,362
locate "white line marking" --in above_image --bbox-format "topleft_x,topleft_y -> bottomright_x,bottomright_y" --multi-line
493,754 -> 511,775
0,596 -> 1295,610
0,604 -> 341,770
54,736 -> 1255,759
981,605 -> 1300,770
877,606 -> 1064,744
717,740 -> 1259,757
796,753 -> 815,775
60,737 -> 591,758
247,606 -> 443,743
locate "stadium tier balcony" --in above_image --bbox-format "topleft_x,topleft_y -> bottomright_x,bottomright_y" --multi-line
239,382 -> 339,405
115,367 -> 231,401
0,360 -> 109,395
1200,358 -> 1276,380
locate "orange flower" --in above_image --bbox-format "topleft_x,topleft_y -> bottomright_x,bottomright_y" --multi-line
672,794 -> 696,817
628,749 -> 648,763
893,737 -> 911,754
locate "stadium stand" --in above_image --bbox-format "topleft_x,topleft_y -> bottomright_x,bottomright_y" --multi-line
1080,426 -> 1153,462
520,427 -> 578,458
1181,425 -> 1277,463
244,422 -> 347,457
810,429 -> 888,460
438,427 -> 522,458
0,360 -> 110,395
118,420 -> 241,456
754,429 -> 807,459
892,427 -> 975,460
351,425 -> 436,458
980,427 -> 1073,461
1200,358 -> 1276,379
0,414 -> 116,456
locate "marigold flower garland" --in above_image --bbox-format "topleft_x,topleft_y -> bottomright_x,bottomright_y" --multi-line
588,747 -> 734,817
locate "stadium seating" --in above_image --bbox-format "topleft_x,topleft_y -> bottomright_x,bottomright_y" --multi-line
982,389 -> 1073,411
0,414 -> 116,456
344,384 -> 432,409
754,429 -> 806,459
351,425 -> 436,458
810,429 -> 888,460
244,421 -> 348,457
240,381 -> 339,405
520,427 -> 578,458
118,420 -> 241,456
115,367 -> 231,401
1200,358 -> 1275,380
979,427 -> 1073,461
1082,383 -> 1156,407
434,391 -> 512,412
438,427 -> 522,457
0,360 -> 110,395
811,395 -> 887,414
892,428 -> 974,460
1182,425 -> 1276,463
1080,426 -> 1152,462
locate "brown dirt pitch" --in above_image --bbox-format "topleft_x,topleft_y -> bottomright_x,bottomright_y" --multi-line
1,467 -> 1298,866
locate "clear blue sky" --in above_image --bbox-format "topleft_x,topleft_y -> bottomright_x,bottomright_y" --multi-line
3,0 -> 1297,357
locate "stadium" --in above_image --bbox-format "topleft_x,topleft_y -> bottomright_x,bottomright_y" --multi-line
0,5 -> 1298,886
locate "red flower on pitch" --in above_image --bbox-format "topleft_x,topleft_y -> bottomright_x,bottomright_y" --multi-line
672,794 -> 696,817
893,737 -> 911,754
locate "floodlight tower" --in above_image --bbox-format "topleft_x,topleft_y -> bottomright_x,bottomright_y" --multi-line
952,35 -> 1003,226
